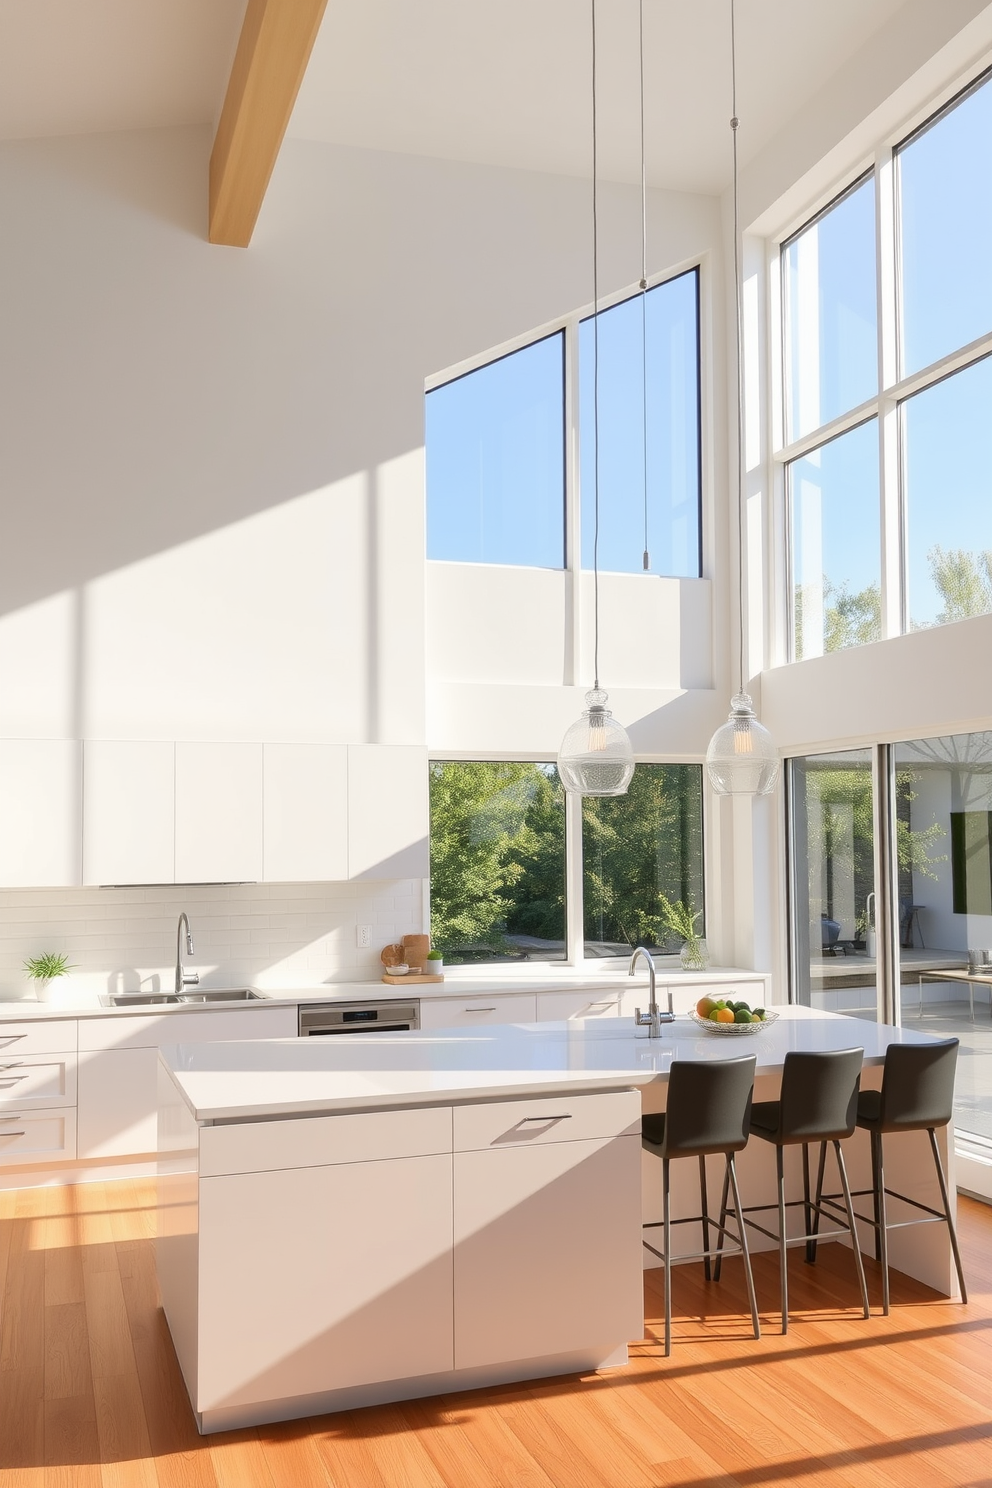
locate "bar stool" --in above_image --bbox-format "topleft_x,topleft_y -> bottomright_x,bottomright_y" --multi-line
732,1047 -> 870,1334
817,1037 -> 967,1314
641,1054 -> 760,1356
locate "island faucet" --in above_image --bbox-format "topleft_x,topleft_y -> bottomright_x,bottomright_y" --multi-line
175,912 -> 200,996
629,946 -> 674,1038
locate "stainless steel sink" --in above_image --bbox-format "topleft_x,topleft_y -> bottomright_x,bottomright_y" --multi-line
98,988 -> 264,1008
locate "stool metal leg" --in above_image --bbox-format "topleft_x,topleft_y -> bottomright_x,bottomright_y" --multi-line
777,1145 -> 789,1334
927,1127 -> 968,1305
802,1143 -> 814,1263
713,1159 -> 731,1284
663,1157 -> 673,1357
727,1153 -> 760,1341
874,1131 -> 890,1314
833,1140 -> 870,1319
810,1141 -> 827,1264
699,1155 -> 712,1282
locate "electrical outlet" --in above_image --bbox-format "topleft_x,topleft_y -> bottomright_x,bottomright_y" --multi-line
356,925 -> 372,949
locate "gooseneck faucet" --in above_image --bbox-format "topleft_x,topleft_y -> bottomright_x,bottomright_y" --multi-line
175,912 -> 200,995
629,947 -> 674,1038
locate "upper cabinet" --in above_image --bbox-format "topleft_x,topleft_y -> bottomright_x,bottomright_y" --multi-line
0,741 -> 426,888
83,741 -> 175,886
262,744 -> 349,883
0,740 -> 81,887
175,743 -> 263,884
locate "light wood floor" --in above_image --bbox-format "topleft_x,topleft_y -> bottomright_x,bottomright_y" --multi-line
1,1181 -> 990,1488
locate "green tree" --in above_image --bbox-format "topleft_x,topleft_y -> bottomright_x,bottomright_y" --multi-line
926,545 -> 992,625
794,579 -> 881,656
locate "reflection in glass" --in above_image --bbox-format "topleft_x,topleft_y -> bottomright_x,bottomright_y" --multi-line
789,751 -> 877,1018
903,355 -> 992,631
582,765 -> 703,959
783,175 -> 877,441
579,270 -> 700,578
790,419 -> 880,659
898,75 -> 992,376
426,333 -> 565,568
894,732 -> 992,1144
428,761 -> 565,965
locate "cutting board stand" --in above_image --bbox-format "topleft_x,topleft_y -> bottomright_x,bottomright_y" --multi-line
381,972 -> 444,985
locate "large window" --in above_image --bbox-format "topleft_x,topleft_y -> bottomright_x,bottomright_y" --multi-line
427,270 -> 702,578
780,68 -> 992,655
429,760 -> 703,966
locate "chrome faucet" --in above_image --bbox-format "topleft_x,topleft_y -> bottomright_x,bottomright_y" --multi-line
175,912 -> 199,995
629,947 -> 674,1038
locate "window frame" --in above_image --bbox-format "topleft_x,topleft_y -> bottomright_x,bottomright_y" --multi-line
425,263 -> 705,583
772,63 -> 992,660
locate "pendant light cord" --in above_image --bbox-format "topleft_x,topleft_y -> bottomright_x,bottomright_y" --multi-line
639,0 -> 650,572
591,0 -> 601,693
731,0 -> 745,697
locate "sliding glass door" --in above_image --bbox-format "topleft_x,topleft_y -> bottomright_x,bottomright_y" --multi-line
789,750 -> 878,1018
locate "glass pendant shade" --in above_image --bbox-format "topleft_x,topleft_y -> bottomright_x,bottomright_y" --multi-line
705,691 -> 780,797
558,688 -> 635,797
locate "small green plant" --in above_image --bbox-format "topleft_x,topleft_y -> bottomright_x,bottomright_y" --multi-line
657,895 -> 703,952
426,949 -> 443,961
23,952 -> 74,981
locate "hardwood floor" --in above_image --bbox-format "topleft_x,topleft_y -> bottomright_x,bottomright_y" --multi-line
1,1180 -> 990,1487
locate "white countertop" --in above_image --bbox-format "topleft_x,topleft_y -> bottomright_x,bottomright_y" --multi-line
160,1006 -> 937,1123
0,966 -> 767,1021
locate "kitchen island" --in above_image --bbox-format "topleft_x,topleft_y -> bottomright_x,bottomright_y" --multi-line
157,1009 -> 957,1434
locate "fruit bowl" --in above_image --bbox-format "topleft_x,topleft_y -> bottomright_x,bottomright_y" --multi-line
689,1009 -> 779,1036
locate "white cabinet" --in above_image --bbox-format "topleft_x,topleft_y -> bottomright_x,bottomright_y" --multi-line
196,1139 -> 454,1411
83,741 -> 175,885
347,744 -> 428,880
175,743 -> 262,883
77,1005 -> 297,1159
262,744 -> 348,882
0,740 -> 81,887
420,993 -> 538,1030
0,1050 -> 76,1111
452,1091 -> 643,1370
0,1109 -> 76,1166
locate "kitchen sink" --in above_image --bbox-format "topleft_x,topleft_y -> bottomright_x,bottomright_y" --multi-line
98,989 -> 264,1008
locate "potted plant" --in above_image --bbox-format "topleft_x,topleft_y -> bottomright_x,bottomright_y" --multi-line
657,896 -> 708,971
426,948 -> 444,977
23,951 -> 75,1003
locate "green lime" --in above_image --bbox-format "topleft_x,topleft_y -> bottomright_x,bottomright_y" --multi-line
734,1009 -> 753,1024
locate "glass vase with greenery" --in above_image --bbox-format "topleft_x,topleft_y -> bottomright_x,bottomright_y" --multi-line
658,895 -> 708,971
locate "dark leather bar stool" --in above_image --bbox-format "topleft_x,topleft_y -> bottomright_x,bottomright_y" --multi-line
733,1047 -> 870,1334
641,1054 -> 760,1356
816,1036 -> 967,1314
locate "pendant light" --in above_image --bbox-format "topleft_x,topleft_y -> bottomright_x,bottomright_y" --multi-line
704,0 -> 779,798
558,0 -> 635,798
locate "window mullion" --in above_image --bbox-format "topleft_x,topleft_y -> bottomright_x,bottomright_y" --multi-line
876,146 -> 903,641
565,791 -> 585,966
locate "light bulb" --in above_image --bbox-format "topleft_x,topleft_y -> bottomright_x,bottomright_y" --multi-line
558,688 -> 635,796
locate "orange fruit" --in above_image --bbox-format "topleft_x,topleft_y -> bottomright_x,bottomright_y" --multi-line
715,1007 -> 735,1024
696,996 -> 716,1018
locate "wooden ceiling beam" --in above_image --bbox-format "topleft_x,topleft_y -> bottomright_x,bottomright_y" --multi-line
209,0 -> 328,247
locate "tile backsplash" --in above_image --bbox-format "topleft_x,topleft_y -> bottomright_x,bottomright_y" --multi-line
0,880 -> 426,1001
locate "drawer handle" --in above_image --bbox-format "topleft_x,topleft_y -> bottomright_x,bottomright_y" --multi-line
0,1061 -> 23,1070
0,1130 -> 26,1138
0,1074 -> 28,1082
0,1114 -> 27,1121
519,1114 -> 572,1123
0,1035 -> 27,1044
464,1007 -> 497,1013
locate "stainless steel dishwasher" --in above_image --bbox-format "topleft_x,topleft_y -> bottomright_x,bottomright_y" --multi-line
298,999 -> 420,1035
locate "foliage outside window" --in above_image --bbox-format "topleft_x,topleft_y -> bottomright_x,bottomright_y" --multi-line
781,69 -> 992,656
582,765 -> 703,957
429,761 -> 703,966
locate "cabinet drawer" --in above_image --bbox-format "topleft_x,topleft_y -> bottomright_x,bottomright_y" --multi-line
537,990 -> 624,1021
419,994 -> 537,1031
0,1107 -> 76,1166
200,1105 -> 453,1177
0,1019 -> 77,1057
0,1051 -> 76,1110
454,1090 -> 640,1152
78,1005 -> 297,1050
